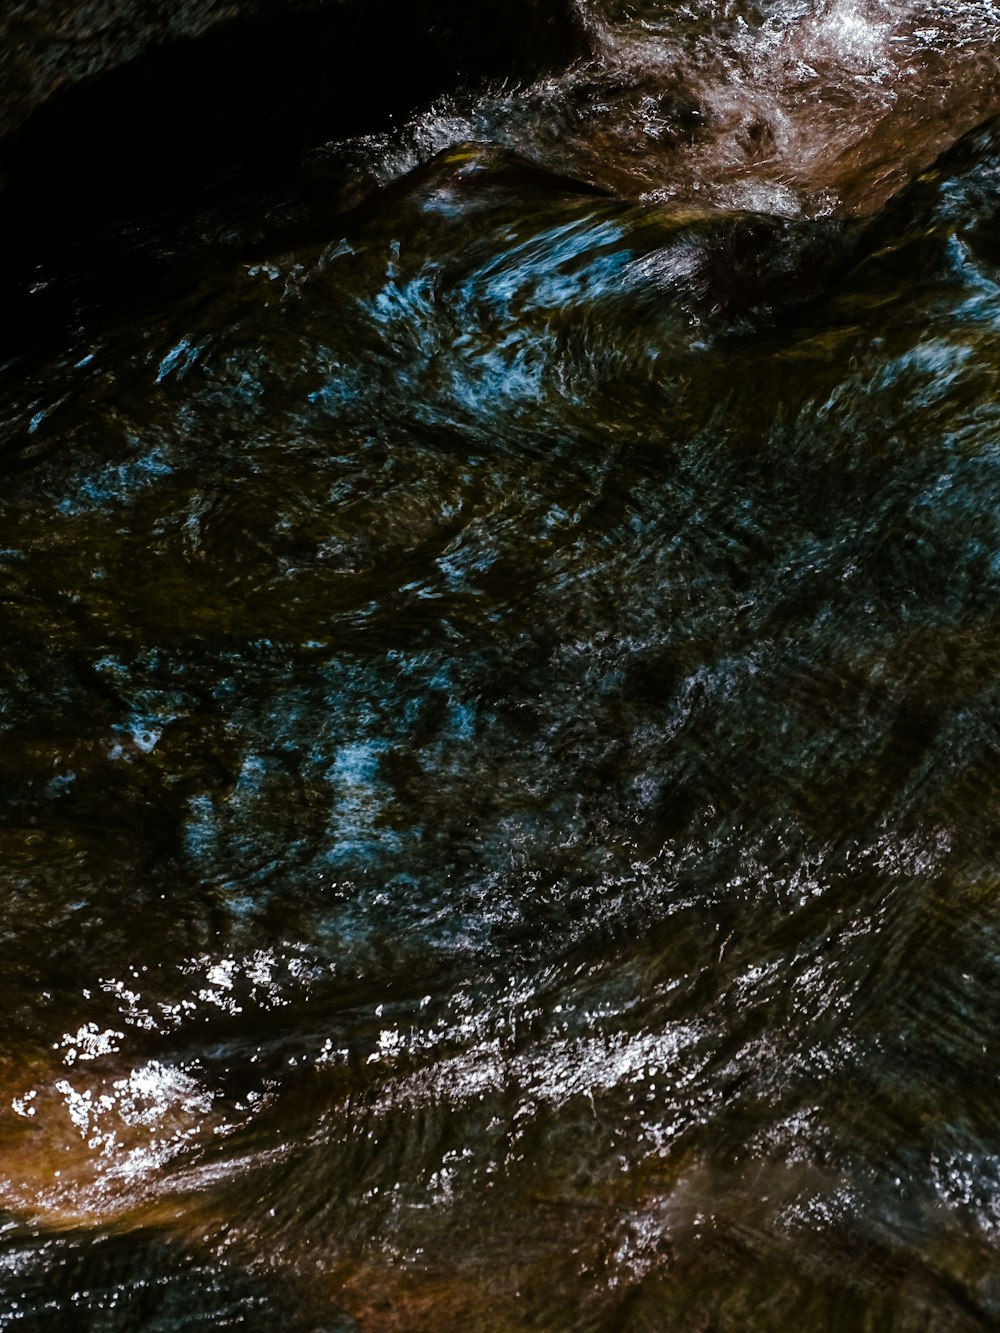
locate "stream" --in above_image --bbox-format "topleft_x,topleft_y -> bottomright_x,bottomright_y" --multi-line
4,0 -> 1000,1327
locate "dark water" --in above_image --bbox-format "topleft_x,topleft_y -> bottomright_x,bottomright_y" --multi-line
5,1 -> 1000,1328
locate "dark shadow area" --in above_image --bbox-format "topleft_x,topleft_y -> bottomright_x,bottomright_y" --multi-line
0,0 -> 586,353
0,1218 -> 357,1332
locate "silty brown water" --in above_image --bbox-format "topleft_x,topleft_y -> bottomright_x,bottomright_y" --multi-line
4,1 -> 1000,1328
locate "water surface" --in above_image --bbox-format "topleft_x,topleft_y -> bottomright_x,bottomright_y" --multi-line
4,1 -> 1000,1328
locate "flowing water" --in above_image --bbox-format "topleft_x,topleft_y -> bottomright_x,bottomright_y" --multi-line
5,0 -> 1000,1328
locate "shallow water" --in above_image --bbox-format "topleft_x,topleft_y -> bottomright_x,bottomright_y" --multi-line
5,1 -> 1000,1328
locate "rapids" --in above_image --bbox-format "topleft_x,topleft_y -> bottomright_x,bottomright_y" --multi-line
4,0 -> 1000,1328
